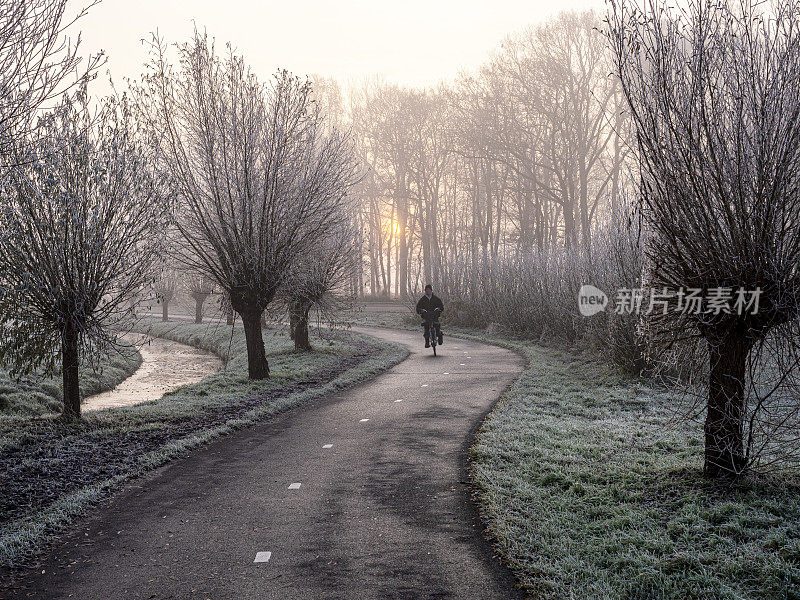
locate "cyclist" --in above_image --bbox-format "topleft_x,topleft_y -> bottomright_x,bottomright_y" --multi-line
416,284 -> 444,348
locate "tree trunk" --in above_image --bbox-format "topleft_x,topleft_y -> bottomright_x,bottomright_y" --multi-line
221,293 -> 235,325
579,166 -> 591,249
563,198 -> 577,249
162,300 -> 169,322
61,324 -> 80,418
240,309 -> 269,379
290,303 -> 311,351
705,331 -> 750,477
194,294 -> 206,323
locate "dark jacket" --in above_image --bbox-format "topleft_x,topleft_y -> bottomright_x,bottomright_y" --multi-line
416,294 -> 444,319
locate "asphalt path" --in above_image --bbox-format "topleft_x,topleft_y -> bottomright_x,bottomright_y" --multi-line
5,327 -> 526,600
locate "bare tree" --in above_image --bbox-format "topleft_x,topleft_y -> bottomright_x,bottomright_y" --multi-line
471,12 -> 621,251
285,218 -> 359,351
0,0 -> 101,162
607,0 -> 800,476
153,267 -> 180,322
352,82 -> 415,297
136,31 -> 359,378
184,273 -> 214,324
0,89 -> 172,418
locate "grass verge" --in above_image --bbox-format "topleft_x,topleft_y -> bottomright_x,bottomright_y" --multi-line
0,319 -> 407,570
469,339 -> 800,599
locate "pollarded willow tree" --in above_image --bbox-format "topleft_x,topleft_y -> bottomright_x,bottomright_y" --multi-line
0,90 -> 172,418
184,273 -> 214,324
285,217 -> 360,351
153,267 -> 180,322
607,0 -> 800,477
136,31 -> 360,378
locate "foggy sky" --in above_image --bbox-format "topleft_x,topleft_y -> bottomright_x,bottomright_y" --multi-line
69,0 -> 604,94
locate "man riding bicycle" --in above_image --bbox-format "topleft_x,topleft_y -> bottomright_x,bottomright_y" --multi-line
416,284 -> 444,348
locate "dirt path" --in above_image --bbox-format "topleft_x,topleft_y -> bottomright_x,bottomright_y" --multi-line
82,334 -> 223,412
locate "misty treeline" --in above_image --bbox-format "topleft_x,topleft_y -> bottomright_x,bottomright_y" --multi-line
345,11 -> 636,357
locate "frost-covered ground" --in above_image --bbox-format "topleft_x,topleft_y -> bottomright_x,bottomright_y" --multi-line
471,341 -> 800,599
0,319 -> 407,569
350,307 -> 800,599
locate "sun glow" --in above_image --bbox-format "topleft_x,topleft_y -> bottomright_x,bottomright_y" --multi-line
385,219 -> 401,236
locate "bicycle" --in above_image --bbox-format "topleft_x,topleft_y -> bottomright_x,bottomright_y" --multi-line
421,307 -> 442,356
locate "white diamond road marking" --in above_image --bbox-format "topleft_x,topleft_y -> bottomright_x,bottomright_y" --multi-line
322,444 -> 333,449
360,418 -> 369,422
254,551 -> 272,563
288,482 -> 301,489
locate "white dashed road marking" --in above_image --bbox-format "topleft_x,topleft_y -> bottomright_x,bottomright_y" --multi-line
360,418 -> 369,422
394,399 -> 403,402
421,384 -> 428,387
443,372 -> 449,375
254,551 -> 272,563
288,483 -> 301,490
322,444 -> 333,449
